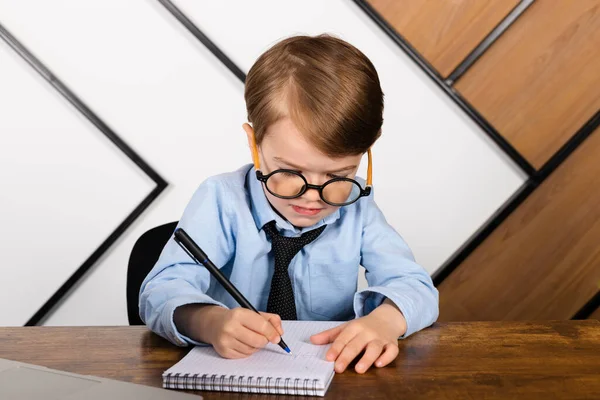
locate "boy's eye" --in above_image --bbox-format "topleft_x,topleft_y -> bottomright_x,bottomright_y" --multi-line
327,173 -> 344,179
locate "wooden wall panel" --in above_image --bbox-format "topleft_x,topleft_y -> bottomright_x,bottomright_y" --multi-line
455,0 -> 600,168
439,127 -> 600,321
366,0 -> 519,77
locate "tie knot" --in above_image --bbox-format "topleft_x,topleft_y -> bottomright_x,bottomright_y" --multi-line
263,220 -> 326,249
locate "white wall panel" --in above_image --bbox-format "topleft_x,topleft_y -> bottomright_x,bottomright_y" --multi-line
0,38 -> 153,326
0,0 -> 249,325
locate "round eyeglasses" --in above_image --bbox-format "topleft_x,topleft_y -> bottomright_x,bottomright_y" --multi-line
256,169 -> 371,206
248,128 -> 373,207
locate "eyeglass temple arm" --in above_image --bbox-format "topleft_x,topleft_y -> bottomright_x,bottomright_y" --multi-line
251,130 -> 261,170
366,148 -> 372,187
251,131 -> 372,186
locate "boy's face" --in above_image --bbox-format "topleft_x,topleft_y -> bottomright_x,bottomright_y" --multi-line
246,118 -> 362,228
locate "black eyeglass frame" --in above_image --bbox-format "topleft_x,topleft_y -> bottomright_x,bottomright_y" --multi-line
256,169 -> 372,207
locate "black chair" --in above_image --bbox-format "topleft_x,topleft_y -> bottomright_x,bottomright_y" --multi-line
127,221 -> 178,325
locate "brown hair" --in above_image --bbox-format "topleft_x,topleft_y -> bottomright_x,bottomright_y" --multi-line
244,34 -> 383,157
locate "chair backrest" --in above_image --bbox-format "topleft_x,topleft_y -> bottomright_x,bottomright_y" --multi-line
127,221 -> 178,325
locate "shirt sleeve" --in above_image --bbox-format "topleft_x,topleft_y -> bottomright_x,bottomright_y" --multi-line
353,192 -> 439,338
138,178 -> 236,346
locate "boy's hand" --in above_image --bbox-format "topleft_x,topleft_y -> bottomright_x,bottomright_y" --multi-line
174,305 -> 283,359
207,307 -> 284,359
310,299 -> 406,374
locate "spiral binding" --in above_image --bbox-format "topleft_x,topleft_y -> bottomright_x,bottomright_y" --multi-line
164,372 -> 322,395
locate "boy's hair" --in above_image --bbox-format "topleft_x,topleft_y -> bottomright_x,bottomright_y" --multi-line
244,34 -> 383,157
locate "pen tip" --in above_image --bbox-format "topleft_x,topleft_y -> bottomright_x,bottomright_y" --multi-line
284,346 -> 291,354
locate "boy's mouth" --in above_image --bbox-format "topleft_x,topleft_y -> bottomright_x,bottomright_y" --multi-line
291,205 -> 322,216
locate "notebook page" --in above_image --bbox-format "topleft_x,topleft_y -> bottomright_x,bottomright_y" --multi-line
164,321 -> 342,382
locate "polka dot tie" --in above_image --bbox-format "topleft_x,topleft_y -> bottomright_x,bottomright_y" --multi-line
263,220 -> 327,320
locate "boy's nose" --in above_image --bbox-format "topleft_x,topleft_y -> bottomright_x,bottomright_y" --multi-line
301,185 -> 322,202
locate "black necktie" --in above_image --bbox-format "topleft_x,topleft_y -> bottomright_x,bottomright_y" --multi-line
262,220 -> 326,320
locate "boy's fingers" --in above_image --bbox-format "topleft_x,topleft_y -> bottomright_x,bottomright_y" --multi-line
325,325 -> 357,362
310,324 -> 345,345
260,312 -> 284,336
374,343 -> 399,368
355,341 -> 384,374
240,310 -> 280,343
236,326 -> 270,349
220,349 -> 247,359
334,335 -> 368,373
231,338 -> 260,356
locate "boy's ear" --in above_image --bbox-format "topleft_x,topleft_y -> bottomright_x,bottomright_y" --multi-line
242,122 -> 254,149
242,123 -> 260,169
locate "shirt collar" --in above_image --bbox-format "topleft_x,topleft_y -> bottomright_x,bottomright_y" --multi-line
245,164 -> 341,235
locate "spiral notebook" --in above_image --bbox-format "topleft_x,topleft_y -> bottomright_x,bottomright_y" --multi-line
163,321 -> 342,396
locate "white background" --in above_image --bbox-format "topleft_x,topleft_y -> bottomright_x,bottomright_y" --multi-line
0,0 -> 525,326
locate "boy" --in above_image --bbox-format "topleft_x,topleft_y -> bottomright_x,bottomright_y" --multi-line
139,34 -> 438,374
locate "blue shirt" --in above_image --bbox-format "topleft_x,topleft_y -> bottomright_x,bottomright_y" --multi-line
139,164 -> 438,346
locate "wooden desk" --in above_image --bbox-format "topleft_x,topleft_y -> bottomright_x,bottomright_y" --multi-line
1,321 -> 599,399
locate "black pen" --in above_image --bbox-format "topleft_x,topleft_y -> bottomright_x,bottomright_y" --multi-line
173,228 -> 291,354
